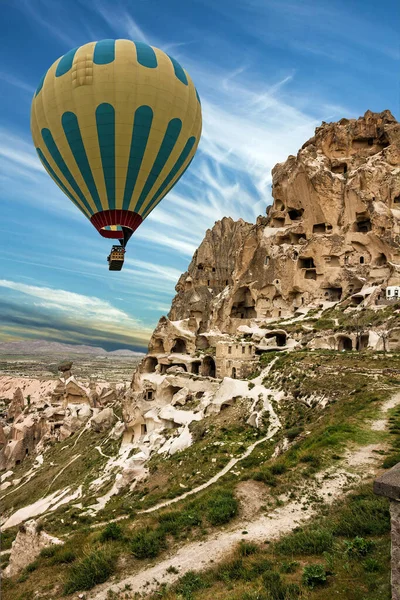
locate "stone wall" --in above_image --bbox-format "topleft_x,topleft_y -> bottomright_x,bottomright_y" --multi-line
374,463 -> 400,599
215,341 -> 256,379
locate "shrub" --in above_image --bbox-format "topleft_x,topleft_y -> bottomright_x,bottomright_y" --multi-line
286,426 -> 304,441
130,527 -> 165,559
40,546 -> 57,558
382,453 -> 400,469
248,557 -> 273,576
299,453 -> 321,467
175,571 -> 208,598
166,565 -> 179,574
25,560 -> 39,573
158,508 -> 202,536
253,469 -> 277,487
63,547 -> 116,593
333,491 -> 390,536
363,558 -> 382,572
275,527 -> 333,555
99,522 -> 123,542
270,462 -> 287,475
344,536 -> 374,558
239,541 -> 258,556
302,563 -> 327,588
216,558 -> 246,582
262,571 -> 298,599
205,490 -> 238,526
279,560 -> 299,573
51,549 -> 76,564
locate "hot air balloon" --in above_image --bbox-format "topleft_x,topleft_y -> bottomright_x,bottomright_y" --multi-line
31,39 -> 202,271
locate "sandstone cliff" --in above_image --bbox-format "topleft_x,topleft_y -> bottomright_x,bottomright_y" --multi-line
166,110 -> 400,335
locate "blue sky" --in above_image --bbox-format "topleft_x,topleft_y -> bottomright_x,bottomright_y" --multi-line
0,0 -> 399,351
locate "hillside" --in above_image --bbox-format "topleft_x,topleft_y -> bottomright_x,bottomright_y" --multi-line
0,340 -> 144,357
1,110 -> 400,600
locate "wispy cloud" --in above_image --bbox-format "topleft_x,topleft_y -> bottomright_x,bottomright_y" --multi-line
0,280 -> 153,348
0,72 -> 35,94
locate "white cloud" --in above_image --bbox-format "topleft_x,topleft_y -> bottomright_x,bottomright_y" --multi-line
0,279 -> 149,332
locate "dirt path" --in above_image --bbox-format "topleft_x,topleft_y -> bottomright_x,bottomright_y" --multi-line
88,391 -> 400,599
140,429 -> 279,515
88,442 -> 382,600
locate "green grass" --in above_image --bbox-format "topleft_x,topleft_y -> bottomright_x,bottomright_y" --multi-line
63,546 -> 117,594
275,527 -> 333,555
130,527 -> 166,559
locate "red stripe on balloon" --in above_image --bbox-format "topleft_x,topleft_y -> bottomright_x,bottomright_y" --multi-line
90,210 -> 143,239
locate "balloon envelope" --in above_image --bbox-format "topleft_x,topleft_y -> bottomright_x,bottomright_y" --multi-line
31,39 -> 202,240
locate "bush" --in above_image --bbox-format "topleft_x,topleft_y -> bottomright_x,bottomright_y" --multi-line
216,558 -> 246,582
158,508 -> 202,536
239,541 -> 259,556
25,560 -> 39,573
130,527 -> 165,559
302,563 -> 327,588
270,462 -> 287,475
382,453 -> 400,469
51,549 -> 76,564
40,546 -> 57,558
344,536 -> 374,558
363,558 -> 382,572
205,490 -> 238,526
262,571 -> 300,599
279,560 -> 299,573
175,571 -> 208,598
99,522 -> 123,542
299,453 -> 321,467
286,426 -> 304,441
275,527 -> 333,555
248,557 -> 273,576
64,547 -> 116,593
333,491 -> 390,536
253,468 -> 277,487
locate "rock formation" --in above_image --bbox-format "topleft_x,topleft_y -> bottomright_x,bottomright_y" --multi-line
122,110 -> 400,461
169,110 -> 400,331
4,519 -> 63,577
6,388 -> 24,421
0,363 -> 120,471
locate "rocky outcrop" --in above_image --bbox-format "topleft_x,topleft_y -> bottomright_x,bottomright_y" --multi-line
165,110 -> 400,334
4,519 -> 63,577
91,407 -> 115,432
122,111 -> 400,470
7,388 -> 24,421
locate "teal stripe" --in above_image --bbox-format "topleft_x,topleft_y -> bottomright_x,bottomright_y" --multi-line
41,128 -> 93,215
36,148 -> 90,217
56,47 -> 78,77
195,88 -> 201,104
122,105 -> 153,211
167,54 -> 188,85
35,69 -> 48,97
134,41 -> 157,68
136,118 -> 182,213
144,137 -> 196,215
96,103 -> 115,210
93,39 -> 115,65
62,112 -> 103,213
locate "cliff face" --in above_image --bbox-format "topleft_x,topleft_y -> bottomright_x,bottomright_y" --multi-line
165,110 -> 400,336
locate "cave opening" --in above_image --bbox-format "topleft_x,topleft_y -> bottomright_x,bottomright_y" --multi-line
230,287 -> 257,319
202,355 -> 216,378
299,257 -> 315,269
288,208 -> 304,221
171,338 -> 187,354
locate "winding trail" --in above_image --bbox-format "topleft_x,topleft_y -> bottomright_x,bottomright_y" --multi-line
141,428 -> 279,515
88,390 -> 400,599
